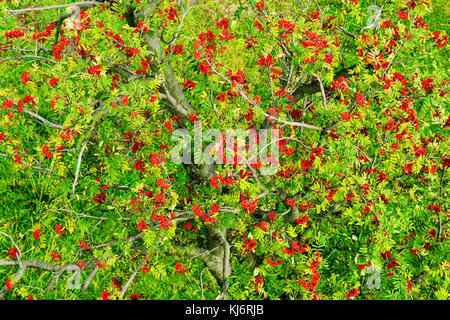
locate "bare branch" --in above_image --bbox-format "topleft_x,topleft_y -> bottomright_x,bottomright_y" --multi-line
19,108 -> 66,130
169,0 -> 197,47
5,1 -> 101,19
0,231 -> 22,261
0,55 -> 57,64
201,52 -> 322,131
0,259 -> 98,299
44,208 -> 124,221
71,142 -> 88,197
311,72 -> 327,108
199,267 -> 207,299
0,153 -> 55,173
336,26 -> 357,39
82,266 -> 99,294
0,263 -> 26,299
120,260 -> 146,298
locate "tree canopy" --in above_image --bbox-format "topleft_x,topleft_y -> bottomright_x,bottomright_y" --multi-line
0,0 -> 448,300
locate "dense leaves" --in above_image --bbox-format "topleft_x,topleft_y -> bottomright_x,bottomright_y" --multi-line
0,0 -> 448,300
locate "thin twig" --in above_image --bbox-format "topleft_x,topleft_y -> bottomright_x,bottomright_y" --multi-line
6,1 -> 100,18
201,52 -> 321,130
311,72 -> 327,108
120,260 -> 146,298
200,267 -> 207,299
0,231 -> 22,261
82,266 -> 99,294
72,142 -> 88,197
0,55 -> 57,64
19,108 -> 66,130
169,0 -> 197,47
0,153 -> 55,173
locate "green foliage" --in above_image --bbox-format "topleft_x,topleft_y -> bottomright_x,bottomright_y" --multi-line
0,0 -> 448,301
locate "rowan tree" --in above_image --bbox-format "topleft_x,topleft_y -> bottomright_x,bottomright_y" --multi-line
0,0 -> 448,300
